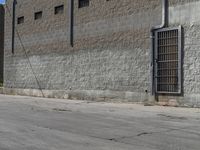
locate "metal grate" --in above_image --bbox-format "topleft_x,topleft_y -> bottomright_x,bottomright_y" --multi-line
155,27 -> 182,94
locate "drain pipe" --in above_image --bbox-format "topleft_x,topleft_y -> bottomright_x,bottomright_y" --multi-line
150,0 -> 168,96
12,0 -> 17,54
69,0 -> 74,47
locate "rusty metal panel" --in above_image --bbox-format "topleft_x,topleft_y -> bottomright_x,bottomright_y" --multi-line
155,26 -> 182,94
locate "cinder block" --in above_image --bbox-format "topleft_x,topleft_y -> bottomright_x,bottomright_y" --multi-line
3,0 -> 200,106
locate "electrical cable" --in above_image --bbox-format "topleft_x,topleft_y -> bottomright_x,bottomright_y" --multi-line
4,3 -> 45,97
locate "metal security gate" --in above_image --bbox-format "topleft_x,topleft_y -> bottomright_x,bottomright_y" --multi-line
155,27 -> 182,94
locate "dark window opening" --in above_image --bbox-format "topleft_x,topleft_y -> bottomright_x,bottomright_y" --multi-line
79,0 -> 89,8
55,5 -> 64,15
34,11 -> 42,20
17,16 -> 24,24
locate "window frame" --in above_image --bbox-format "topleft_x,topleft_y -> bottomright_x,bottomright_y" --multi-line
78,0 -> 89,8
54,5 -> 64,15
17,16 -> 24,24
34,11 -> 43,20
154,26 -> 183,95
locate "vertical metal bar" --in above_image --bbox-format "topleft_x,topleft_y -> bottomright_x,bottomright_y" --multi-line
0,5 -> 4,83
69,0 -> 74,47
155,31 -> 159,93
178,26 -> 182,93
167,31 -> 170,92
12,0 -> 16,54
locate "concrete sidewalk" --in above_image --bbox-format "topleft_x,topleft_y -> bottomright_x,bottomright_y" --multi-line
0,94 -> 199,150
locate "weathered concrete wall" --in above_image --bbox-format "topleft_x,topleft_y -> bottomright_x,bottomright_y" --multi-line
4,0 -> 162,102
3,0 -> 200,106
157,0 -> 200,107
0,5 -> 4,83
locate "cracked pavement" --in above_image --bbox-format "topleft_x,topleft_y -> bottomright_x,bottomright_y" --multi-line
0,94 -> 200,150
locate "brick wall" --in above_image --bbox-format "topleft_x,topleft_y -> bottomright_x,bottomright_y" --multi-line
4,0 -> 200,106
4,0 -> 162,92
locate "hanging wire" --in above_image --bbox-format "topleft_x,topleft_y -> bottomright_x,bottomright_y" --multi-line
4,3 -> 45,97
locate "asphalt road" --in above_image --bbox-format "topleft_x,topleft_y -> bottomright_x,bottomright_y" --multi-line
0,94 -> 199,150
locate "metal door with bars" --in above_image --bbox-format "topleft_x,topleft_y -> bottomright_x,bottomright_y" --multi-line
155,26 -> 182,94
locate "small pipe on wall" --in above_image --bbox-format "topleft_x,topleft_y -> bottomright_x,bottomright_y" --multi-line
69,0 -> 74,47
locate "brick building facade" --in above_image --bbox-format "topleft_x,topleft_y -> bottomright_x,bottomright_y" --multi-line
3,0 -> 200,107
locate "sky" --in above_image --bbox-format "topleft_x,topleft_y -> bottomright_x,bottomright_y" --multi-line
0,0 -> 5,4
